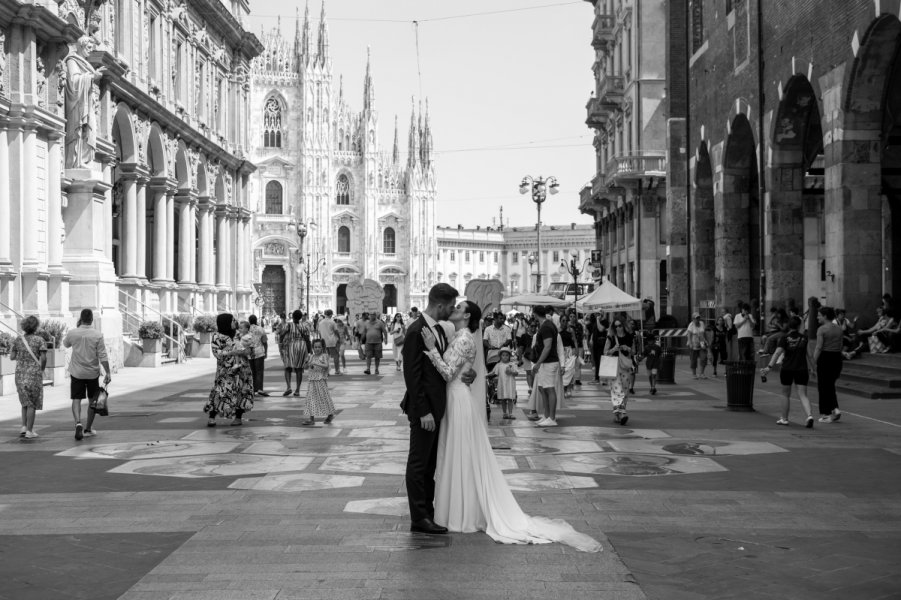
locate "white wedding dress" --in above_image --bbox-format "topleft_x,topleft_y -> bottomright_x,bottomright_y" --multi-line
425,327 -> 602,552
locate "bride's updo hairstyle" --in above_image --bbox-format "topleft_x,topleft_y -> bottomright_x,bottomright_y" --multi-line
463,301 -> 482,333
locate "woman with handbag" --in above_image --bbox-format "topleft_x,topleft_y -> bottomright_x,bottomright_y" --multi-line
390,313 -> 406,371
9,315 -> 47,439
603,319 -> 635,425
687,312 -> 709,379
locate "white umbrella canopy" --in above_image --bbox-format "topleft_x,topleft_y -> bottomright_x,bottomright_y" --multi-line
576,279 -> 642,312
500,293 -> 571,308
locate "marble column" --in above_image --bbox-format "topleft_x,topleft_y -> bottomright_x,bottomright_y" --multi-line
216,208 -> 229,287
136,177 -> 147,279
47,136 -> 64,271
0,128 -> 10,267
197,199 -> 212,285
119,173 -> 139,278
177,194 -> 195,284
21,126 -> 38,268
166,191 -> 175,281
152,187 -> 168,281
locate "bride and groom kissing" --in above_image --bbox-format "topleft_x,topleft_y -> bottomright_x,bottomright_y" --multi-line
399,283 -> 601,552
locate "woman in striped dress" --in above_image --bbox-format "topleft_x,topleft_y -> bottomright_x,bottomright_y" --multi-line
302,339 -> 336,425
280,309 -> 310,397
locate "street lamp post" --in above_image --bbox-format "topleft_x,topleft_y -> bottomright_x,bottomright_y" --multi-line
295,219 -> 321,315
562,252 -> 591,312
519,175 -> 558,294
527,254 -> 537,293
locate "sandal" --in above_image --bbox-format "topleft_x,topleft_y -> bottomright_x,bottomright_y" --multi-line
282,389 -> 292,397
324,414 -> 334,424
207,418 -> 216,427
301,419 -> 314,426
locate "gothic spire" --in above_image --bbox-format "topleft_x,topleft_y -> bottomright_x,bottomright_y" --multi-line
316,0 -> 330,64
363,47 -> 375,112
407,97 -> 419,168
301,0 -> 312,60
392,115 -> 400,165
338,74 -> 344,105
421,98 -> 433,167
293,6 -> 302,62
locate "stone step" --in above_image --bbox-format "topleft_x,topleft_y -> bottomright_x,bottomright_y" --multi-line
839,368 -> 901,388
834,379 -> 901,399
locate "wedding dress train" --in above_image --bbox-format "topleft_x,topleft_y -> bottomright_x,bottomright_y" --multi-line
425,328 -> 602,553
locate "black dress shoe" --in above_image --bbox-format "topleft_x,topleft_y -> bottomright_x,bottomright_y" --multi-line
410,518 -> 448,534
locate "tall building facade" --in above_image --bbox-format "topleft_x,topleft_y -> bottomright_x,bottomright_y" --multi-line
249,4 -> 438,317
579,0 -> 669,314
662,0 -> 901,323
0,0 -> 260,365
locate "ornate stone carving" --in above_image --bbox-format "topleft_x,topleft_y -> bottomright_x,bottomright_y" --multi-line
224,172 -> 233,204
264,242 -> 285,256
54,58 -> 66,115
133,117 -> 149,166
64,37 -> 105,169
35,56 -> 47,108
188,149 -> 200,188
167,0 -> 188,25
0,30 -> 6,97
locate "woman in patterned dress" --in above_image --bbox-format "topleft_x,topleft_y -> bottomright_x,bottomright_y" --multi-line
302,339 -> 335,425
10,315 -> 47,439
280,309 -> 310,397
204,313 -> 254,427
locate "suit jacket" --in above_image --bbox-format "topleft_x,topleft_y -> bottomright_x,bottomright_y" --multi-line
400,317 -> 448,422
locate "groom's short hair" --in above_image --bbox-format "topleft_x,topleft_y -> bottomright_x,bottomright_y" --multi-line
428,283 -> 458,305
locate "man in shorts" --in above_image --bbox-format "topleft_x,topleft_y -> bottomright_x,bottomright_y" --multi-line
317,309 -> 341,375
642,331 -> 662,395
530,305 -> 560,427
364,312 -> 388,374
63,308 -> 111,440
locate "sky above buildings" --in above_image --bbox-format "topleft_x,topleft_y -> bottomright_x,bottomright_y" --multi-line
247,0 -> 596,229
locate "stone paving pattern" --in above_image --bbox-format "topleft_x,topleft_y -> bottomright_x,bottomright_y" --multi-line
1,345 -> 900,600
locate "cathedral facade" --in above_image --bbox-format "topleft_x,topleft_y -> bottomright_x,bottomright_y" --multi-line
249,5 -> 438,317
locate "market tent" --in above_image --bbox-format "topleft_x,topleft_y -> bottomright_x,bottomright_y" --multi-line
500,293 -> 571,308
576,279 -> 642,312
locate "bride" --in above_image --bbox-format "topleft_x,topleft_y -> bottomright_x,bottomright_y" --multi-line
421,300 -> 602,552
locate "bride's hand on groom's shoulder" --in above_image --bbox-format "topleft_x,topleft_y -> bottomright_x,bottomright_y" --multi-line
460,368 -> 476,385
421,329 -> 436,350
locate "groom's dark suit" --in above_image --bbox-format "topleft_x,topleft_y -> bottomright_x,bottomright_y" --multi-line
400,316 -> 448,523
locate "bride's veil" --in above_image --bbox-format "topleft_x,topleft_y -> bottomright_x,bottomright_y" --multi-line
473,323 -> 488,423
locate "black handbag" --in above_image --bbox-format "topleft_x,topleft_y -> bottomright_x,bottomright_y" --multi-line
90,384 -> 109,417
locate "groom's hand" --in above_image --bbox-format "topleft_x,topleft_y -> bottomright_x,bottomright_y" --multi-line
420,413 -> 436,432
460,368 -> 476,385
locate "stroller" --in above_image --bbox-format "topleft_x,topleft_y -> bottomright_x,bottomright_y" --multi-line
485,370 -> 498,422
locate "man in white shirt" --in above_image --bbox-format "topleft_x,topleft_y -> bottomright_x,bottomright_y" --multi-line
248,315 -> 269,395
63,308 -> 111,440
733,302 -> 756,360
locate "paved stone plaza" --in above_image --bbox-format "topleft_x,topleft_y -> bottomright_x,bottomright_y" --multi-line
1,351 -> 900,600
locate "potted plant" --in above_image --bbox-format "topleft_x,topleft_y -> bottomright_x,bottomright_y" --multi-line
191,314 -> 217,358
0,332 -> 14,395
38,320 -> 68,379
138,320 -> 164,354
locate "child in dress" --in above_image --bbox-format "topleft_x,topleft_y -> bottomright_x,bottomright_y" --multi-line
490,348 -> 519,420
302,339 -> 336,425
641,332 -> 662,395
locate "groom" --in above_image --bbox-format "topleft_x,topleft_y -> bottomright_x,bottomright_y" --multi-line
401,283 -> 475,533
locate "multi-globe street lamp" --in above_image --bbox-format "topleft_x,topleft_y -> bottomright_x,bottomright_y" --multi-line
294,220 -> 326,315
519,175 -> 558,294
561,251 -> 591,311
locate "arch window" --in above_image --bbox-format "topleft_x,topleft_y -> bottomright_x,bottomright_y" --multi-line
337,226 -> 351,253
383,227 -> 396,254
263,97 -> 283,148
336,174 -> 350,205
265,181 -> 283,214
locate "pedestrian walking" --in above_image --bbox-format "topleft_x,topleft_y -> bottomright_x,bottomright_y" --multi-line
10,315 -> 46,439
603,318 -> 634,425
334,317 -> 349,371
733,302 -> 756,360
588,313 -> 608,384
353,312 -> 368,351
515,320 -> 536,396
483,310 -> 513,372
814,306 -> 844,423
302,339 -> 336,425
687,312 -> 709,379
204,314 -> 254,427
281,310 -> 310,396
568,313 -> 585,386
363,312 -> 388,375
640,332 -> 661,395
761,316 -> 814,428
390,313 -> 406,371
247,315 -> 269,396
317,309 -> 341,375
63,308 -> 111,440
710,317 -> 729,376
530,305 -> 562,427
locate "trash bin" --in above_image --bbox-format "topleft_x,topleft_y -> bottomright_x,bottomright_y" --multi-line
724,360 -> 756,411
657,349 -> 676,384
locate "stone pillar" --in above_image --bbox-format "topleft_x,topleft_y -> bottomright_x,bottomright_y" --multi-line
62,170 -> 115,310
21,126 -> 38,268
176,192 -> 195,284
136,177 -> 147,279
119,173 -> 139,278
0,128 -> 12,268
166,191 -> 175,281
152,186 -> 168,281
216,208 -> 229,287
197,199 -> 212,285
638,192 -> 659,302
766,154 -> 805,307
47,136 -> 65,271
236,214 -> 246,287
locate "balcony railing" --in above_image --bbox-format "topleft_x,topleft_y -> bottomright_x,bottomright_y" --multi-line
599,75 -> 624,105
591,14 -> 615,48
604,152 -> 667,187
585,97 -> 610,128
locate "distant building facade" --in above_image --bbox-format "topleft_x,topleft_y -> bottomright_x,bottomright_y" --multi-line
0,0 -> 260,365
579,0 -> 669,314
249,5 -> 438,317
436,223 -> 596,297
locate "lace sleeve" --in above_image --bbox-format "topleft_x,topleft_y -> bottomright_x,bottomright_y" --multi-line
424,331 -> 475,382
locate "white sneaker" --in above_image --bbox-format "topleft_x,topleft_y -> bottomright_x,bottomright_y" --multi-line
776,418 -> 789,426
19,426 -> 26,438
831,409 -> 841,422
24,431 -> 39,439
83,429 -> 97,437
536,418 -> 550,426
543,418 -> 558,427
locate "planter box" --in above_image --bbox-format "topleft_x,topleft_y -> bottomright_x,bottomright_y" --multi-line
0,354 -> 14,396
139,338 -> 162,368
44,345 -> 68,386
192,331 -> 212,358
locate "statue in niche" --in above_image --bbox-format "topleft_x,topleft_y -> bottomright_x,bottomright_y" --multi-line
64,36 -> 105,169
